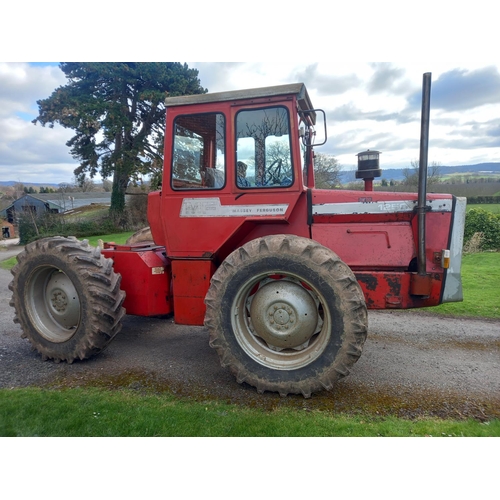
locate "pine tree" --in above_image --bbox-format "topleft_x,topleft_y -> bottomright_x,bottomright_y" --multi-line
33,63 -> 207,214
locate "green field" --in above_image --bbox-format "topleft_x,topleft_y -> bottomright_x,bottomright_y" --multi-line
421,251 -> 500,318
466,203 -> 500,214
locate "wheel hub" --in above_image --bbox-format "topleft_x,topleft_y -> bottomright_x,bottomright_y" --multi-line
272,306 -> 291,325
51,290 -> 68,312
250,280 -> 318,349
45,272 -> 80,328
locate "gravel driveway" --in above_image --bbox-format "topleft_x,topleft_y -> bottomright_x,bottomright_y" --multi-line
1,247 -> 499,420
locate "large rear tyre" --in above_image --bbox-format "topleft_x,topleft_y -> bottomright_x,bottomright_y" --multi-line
9,236 -> 126,363
205,235 -> 368,397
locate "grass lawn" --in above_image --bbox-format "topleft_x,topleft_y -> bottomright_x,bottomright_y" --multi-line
0,256 -> 16,270
421,252 -> 500,318
1,387 -> 498,437
84,231 -> 134,247
63,204 -> 109,220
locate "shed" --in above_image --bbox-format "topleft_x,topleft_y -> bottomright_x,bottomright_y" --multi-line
0,194 -> 63,223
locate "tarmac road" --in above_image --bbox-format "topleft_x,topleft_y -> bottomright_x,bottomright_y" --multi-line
1,246 -> 499,420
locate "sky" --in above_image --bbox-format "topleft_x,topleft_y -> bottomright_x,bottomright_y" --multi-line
0,61 -> 499,186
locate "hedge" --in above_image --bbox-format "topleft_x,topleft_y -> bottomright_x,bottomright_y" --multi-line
463,208 -> 500,251
466,195 -> 500,204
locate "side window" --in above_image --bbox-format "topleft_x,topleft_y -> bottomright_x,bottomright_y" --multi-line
172,113 -> 225,190
235,107 -> 293,188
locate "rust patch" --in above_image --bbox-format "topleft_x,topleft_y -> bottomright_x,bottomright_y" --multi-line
385,275 -> 401,296
356,274 -> 378,291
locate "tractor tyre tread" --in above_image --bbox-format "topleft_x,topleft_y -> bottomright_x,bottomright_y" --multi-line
205,234 -> 367,397
9,236 -> 126,363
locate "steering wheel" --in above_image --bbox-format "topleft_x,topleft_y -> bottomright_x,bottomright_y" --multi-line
263,159 -> 282,185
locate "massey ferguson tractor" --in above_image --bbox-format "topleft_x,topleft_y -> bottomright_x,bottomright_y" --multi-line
9,74 -> 466,397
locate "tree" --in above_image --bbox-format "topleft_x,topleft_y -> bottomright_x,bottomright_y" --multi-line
75,175 -> 95,192
101,179 -> 112,192
402,159 -> 442,190
12,183 -> 26,200
314,153 -> 341,189
267,140 -> 292,179
33,63 -> 207,215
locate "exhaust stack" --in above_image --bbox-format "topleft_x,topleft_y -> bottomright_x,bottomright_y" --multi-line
417,72 -> 432,276
411,72 -> 432,296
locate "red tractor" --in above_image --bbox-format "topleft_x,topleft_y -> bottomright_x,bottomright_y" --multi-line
9,75 -> 466,397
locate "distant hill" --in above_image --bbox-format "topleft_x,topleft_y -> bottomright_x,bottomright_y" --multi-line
0,181 -> 60,188
340,162 -> 500,184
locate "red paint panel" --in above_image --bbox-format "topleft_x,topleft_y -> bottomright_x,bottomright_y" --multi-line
161,191 -> 300,258
171,260 -> 215,325
147,191 -> 164,247
102,246 -> 173,317
418,211 -> 453,273
312,222 -> 416,270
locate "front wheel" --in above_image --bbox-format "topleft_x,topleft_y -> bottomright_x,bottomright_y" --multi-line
204,235 -> 368,397
9,236 -> 126,363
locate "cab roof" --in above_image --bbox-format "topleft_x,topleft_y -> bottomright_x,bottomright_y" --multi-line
164,83 -> 314,116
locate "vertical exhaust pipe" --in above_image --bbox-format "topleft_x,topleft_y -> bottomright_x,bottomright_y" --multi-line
417,72 -> 432,276
411,72 -> 433,296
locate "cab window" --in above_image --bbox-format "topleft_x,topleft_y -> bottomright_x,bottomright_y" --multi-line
235,107 -> 293,188
171,113 -> 225,190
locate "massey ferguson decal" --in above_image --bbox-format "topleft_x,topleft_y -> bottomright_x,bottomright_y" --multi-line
180,198 -> 289,217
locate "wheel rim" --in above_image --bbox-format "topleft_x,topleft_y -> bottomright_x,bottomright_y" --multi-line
231,272 -> 332,370
25,266 -> 81,343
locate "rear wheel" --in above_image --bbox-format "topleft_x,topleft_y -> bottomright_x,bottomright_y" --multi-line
9,236 -> 126,363
205,234 -> 368,397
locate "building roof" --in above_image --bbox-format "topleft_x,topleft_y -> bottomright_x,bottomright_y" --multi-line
0,192 -> 112,216
35,192 -> 112,211
0,194 -> 63,216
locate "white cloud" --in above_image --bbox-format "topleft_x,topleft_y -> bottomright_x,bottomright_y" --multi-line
0,63 -> 79,184
0,63 -> 66,118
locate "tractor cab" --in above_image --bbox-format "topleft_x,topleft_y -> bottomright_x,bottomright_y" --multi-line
147,84 -> 319,259
165,83 -> 317,189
